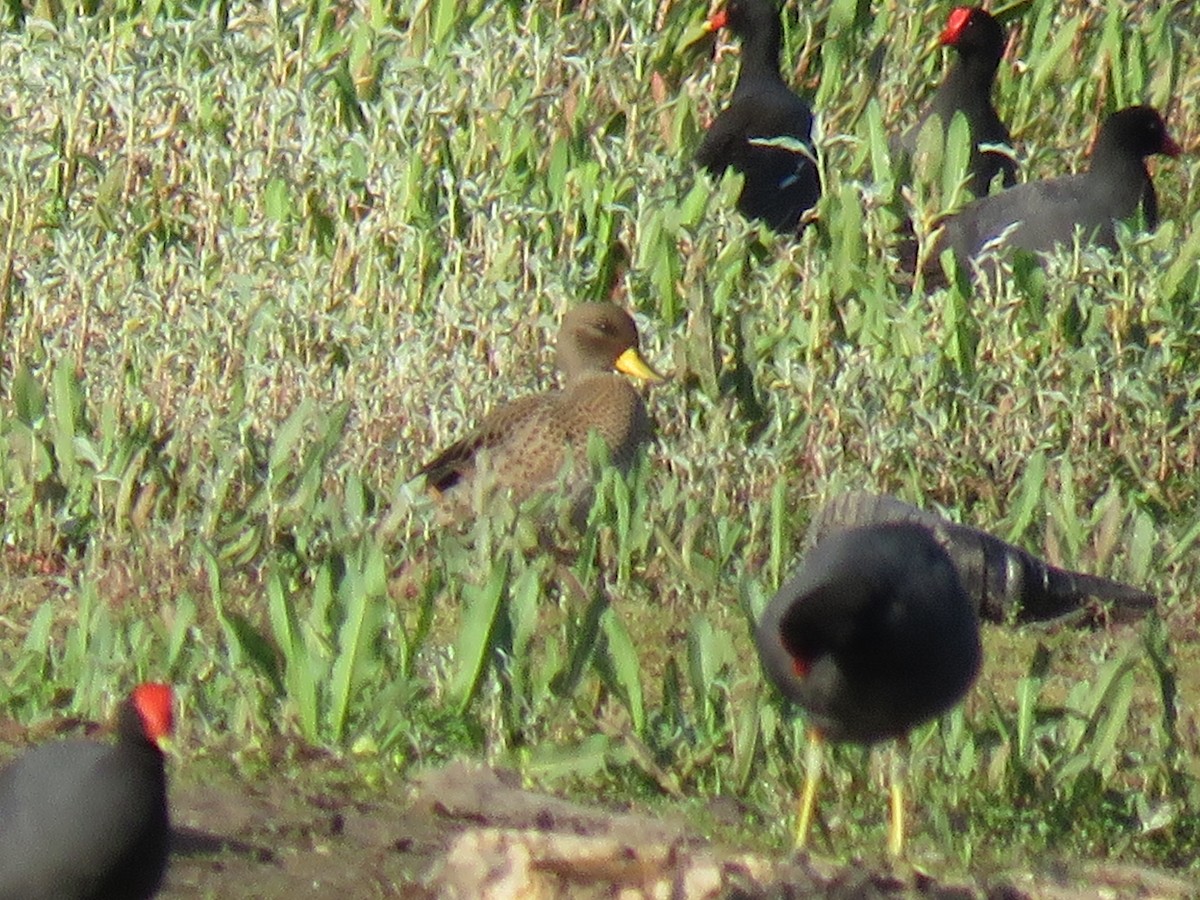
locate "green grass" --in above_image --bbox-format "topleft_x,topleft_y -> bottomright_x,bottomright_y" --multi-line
1,0 -> 1199,881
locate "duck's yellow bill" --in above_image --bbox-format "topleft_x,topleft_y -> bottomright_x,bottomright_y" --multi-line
614,348 -> 664,383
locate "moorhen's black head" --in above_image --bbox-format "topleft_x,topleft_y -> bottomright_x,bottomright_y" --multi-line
940,6 -> 1005,67
708,0 -> 783,47
1095,105 -> 1182,161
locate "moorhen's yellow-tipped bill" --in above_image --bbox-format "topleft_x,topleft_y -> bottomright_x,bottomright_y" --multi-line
704,7 -> 729,31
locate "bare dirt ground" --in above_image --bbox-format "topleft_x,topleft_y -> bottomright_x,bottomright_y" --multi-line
163,762 -> 1198,899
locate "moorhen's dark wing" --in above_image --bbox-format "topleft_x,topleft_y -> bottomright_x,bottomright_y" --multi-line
936,173 -> 1094,260
697,88 -> 818,233
807,491 -> 1156,625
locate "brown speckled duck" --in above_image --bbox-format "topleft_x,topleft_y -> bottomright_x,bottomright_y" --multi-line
415,304 -> 661,523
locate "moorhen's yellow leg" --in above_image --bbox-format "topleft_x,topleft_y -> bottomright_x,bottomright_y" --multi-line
887,737 -> 908,858
795,728 -> 824,850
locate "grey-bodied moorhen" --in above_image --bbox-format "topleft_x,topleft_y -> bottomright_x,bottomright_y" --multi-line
936,105 -> 1180,271
755,522 -> 982,855
0,683 -> 174,900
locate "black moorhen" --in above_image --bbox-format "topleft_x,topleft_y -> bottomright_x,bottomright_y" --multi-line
896,6 -> 1017,196
809,491 -> 1157,625
755,522 -> 982,856
0,683 -> 174,900
935,105 -> 1181,271
696,0 -> 820,234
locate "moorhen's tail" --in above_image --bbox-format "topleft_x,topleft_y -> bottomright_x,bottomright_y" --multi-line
807,491 -> 1156,625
